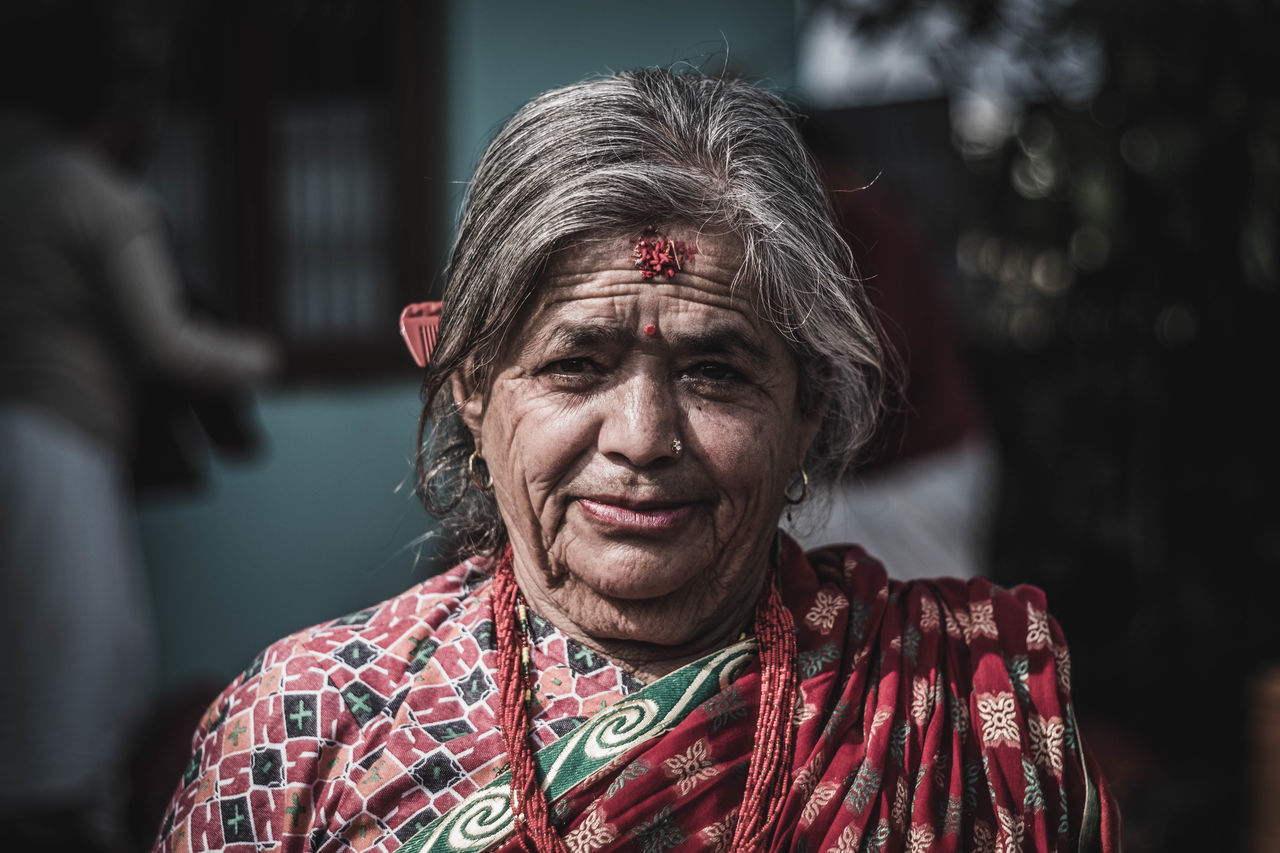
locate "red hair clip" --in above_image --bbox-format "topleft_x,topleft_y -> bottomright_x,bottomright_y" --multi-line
399,301 -> 443,366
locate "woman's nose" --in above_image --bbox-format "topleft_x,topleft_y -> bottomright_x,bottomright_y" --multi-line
597,371 -> 680,468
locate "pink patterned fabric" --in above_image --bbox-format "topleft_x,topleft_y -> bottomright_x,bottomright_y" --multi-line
153,557 -> 640,852
153,539 -> 1119,852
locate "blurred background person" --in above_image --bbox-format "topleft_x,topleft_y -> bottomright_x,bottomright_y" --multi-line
0,2 -> 279,849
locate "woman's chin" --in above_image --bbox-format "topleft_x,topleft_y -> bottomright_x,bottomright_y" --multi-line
573,596 -> 714,648
563,533 -> 714,601
577,556 -> 695,602
541,518 -> 755,650
564,555 -> 740,648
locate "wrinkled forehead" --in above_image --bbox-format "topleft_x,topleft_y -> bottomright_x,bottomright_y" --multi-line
537,228 -> 749,303
489,228 -> 793,373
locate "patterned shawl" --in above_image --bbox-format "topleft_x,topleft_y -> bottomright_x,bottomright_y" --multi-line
154,537 -> 1119,852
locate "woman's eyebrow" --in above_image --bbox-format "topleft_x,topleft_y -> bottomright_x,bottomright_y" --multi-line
540,322 -> 632,351
666,327 -> 771,366
531,321 -> 771,367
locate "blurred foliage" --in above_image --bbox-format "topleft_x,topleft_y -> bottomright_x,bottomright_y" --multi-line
823,0 -> 1279,848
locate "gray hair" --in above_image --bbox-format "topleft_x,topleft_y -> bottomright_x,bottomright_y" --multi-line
417,69 -> 889,558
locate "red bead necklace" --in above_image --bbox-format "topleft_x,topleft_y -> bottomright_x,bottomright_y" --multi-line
491,546 -> 797,852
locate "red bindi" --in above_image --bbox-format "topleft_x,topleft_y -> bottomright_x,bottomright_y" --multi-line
644,323 -> 657,336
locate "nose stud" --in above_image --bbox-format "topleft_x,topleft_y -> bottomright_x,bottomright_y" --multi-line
671,438 -> 683,456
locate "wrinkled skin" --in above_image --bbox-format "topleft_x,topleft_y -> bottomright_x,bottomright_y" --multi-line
454,231 -> 821,681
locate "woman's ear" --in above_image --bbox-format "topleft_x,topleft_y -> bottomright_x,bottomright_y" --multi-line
796,398 -> 826,466
794,359 -> 831,463
450,371 -> 485,444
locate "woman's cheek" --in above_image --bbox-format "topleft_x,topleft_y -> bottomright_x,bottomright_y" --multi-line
700,414 -> 784,476
514,405 -> 594,499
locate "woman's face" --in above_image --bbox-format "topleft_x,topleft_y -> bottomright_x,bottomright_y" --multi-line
455,231 -> 821,672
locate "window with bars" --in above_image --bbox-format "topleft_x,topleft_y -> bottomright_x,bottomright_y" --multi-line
145,0 -> 442,381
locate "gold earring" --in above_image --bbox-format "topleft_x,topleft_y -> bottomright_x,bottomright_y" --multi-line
784,468 -> 808,524
784,468 -> 809,505
468,449 -> 493,491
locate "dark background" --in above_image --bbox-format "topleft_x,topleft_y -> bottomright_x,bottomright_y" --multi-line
811,2 -> 1280,848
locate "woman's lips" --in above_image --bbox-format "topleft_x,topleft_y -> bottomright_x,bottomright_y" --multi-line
577,497 -> 696,531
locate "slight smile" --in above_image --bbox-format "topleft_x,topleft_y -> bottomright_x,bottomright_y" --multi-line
577,497 -> 697,531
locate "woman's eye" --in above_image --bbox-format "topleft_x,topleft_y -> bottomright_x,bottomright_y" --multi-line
682,362 -> 741,383
547,358 -> 596,376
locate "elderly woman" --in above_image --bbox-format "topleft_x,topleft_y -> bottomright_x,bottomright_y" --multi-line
155,71 -> 1118,852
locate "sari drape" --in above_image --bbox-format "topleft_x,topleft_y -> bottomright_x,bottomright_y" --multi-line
154,537 -> 1118,852
407,537 -> 1118,853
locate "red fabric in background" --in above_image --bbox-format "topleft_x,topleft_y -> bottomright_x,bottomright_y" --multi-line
828,173 -> 986,472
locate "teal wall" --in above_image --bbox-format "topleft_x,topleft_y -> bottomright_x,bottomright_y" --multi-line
444,0 -> 798,218
140,0 -> 796,692
139,383 -> 430,689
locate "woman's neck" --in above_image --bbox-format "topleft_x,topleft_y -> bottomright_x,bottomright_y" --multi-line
510,563 -> 766,684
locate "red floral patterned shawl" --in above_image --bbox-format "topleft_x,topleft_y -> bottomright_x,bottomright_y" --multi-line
154,537 -> 1118,852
